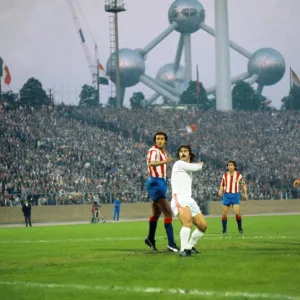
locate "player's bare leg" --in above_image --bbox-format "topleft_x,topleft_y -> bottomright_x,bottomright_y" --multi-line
233,204 -> 243,233
186,212 -> 207,254
177,206 -> 193,256
145,202 -> 161,251
156,198 -> 172,218
98,211 -> 106,223
156,199 -> 179,252
221,205 -> 230,234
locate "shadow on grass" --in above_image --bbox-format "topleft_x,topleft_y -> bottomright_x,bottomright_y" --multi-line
91,248 -> 176,255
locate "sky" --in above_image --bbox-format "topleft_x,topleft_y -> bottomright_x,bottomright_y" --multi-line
1,0 -> 300,108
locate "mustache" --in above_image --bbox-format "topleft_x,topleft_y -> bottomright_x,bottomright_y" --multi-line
181,155 -> 186,158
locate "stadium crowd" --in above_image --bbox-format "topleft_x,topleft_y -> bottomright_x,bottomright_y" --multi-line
0,105 -> 299,206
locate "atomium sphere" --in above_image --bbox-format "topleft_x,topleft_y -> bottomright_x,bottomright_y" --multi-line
156,63 -> 189,94
247,48 -> 286,86
106,48 -> 145,87
168,0 -> 205,34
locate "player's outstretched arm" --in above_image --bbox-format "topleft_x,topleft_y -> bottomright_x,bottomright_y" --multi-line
176,160 -> 204,172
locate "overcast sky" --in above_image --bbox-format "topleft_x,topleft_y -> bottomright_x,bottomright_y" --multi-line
1,0 -> 300,108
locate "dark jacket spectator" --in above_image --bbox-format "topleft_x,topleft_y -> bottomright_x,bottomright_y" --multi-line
22,201 -> 32,227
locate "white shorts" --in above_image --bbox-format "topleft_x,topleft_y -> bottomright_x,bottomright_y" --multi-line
171,194 -> 201,217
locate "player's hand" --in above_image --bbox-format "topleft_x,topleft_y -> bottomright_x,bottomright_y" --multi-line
293,179 -> 300,188
199,162 -> 204,167
243,195 -> 248,201
218,190 -> 223,198
165,157 -> 173,164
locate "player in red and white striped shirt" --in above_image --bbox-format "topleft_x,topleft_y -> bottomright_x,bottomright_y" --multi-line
145,132 -> 179,252
218,160 -> 248,234
147,144 -> 168,179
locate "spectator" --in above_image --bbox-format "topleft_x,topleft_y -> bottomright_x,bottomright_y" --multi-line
0,105 -> 299,203
22,200 -> 32,227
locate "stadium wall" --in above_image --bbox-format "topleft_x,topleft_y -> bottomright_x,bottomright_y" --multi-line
0,200 -> 300,224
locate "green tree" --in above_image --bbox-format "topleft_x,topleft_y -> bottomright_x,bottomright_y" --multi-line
19,78 -> 50,107
179,81 -> 214,110
232,81 -> 270,111
1,91 -> 18,107
281,90 -> 300,110
79,84 -> 98,107
129,92 -> 145,108
106,96 -> 117,108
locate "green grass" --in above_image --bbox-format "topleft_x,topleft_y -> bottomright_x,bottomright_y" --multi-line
0,215 -> 300,300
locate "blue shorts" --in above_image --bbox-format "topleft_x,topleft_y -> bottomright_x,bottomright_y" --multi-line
146,177 -> 167,202
222,193 -> 240,206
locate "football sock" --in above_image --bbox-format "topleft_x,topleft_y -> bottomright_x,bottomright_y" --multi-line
222,217 -> 227,232
236,215 -> 242,230
164,218 -> 175,246
180,227 -> 191,252
148,216 -> 159,241
187,228 -> 204,249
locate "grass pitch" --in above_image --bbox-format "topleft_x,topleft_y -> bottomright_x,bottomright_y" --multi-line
0,215 -> 299,300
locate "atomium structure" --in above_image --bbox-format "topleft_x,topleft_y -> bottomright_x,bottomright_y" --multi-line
106,0 -> 286,108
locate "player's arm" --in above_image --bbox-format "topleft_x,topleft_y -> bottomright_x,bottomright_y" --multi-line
218,176 -> 225,197
293,178 -> 300,188
177,160 -> 203,172
148,157 -> 172,166
240,179 -> 248,201
148,150 -> 172,166
218,185 -> 224,197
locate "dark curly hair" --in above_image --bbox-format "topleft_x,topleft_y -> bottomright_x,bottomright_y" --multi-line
226,160 -> 237,170
153,131 -> 168,143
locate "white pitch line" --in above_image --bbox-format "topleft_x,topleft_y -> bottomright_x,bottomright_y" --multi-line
0,235 -> 297,244
0,281 -> 298,300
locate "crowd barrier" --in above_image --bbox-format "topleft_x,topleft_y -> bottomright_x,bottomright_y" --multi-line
1,199 -> 299,224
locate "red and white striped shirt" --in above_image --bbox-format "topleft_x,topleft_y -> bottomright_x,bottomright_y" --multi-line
221,171 -> 244,193
147,145 -> 167,179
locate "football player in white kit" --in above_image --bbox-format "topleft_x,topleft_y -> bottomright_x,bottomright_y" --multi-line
171,145 -> 208,257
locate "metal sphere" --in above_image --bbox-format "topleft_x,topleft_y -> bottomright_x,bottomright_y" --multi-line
168,0 -> 205,34
106,48 -> 145,87
247,48 -> 286,86
156,63 -> 189,94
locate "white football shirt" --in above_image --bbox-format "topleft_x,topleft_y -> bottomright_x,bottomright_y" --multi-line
171,160 -> 202,197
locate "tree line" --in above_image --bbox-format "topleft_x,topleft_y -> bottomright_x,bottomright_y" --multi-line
1,77 -> 300,111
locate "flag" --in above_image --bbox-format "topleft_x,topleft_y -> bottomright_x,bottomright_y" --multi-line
196,65 -> 200,96
186,124 -> 198,133
265,99 -> 272,105
3,65 -> 11,85
98,63 -> 109,85
0,57 -> 3,76
290,67 -> 300,95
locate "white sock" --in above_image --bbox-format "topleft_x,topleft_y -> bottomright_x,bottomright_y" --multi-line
180,227 -> 191,252
187,228 -> 204,249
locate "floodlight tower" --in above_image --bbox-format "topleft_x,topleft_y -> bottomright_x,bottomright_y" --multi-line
105,0 -> 126,108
